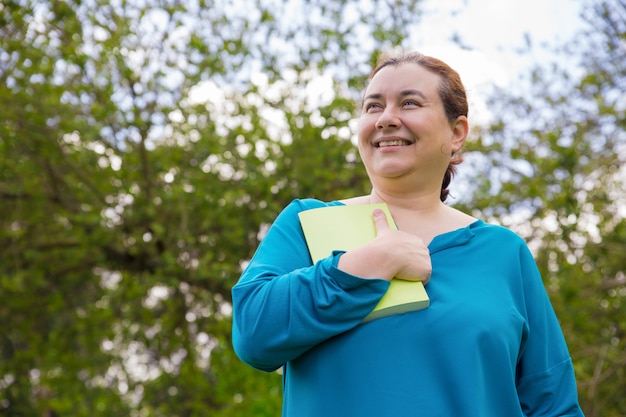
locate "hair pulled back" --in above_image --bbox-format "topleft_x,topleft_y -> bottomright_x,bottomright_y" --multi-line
368,51 -> 468,202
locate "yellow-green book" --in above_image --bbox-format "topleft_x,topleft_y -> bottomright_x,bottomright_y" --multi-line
298,203 -> 429,323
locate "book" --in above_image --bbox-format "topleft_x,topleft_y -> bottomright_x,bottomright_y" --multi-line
298,203 -> 429,323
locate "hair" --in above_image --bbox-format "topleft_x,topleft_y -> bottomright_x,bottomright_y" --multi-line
367,51 -> 468,202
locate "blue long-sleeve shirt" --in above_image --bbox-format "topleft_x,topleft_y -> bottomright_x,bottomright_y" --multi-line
232,198 -> 584,417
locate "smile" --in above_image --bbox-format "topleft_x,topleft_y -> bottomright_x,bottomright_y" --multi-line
377,139 -> 412,147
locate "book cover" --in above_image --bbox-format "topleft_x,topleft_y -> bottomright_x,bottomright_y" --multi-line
298,203 -> 429,323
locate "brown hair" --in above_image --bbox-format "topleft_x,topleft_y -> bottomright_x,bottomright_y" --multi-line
368,51 -> 468,202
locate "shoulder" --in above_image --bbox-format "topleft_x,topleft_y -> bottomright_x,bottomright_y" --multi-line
470,221 -> 543,283
338,195 -> 370,206
272,198 -> 343,223
472,220 -> 529,250
288,198 -> 344,212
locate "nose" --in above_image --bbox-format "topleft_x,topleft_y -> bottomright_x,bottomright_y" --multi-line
375,106 -> 401,130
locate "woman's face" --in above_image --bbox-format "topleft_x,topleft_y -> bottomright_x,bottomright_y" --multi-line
357,63 -> 467,189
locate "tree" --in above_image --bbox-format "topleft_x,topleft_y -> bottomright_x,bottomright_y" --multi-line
456,0 -> 625,415
0,0 -> 425,415
3,0 -> 623,415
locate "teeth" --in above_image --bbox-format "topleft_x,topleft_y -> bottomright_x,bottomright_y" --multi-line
378,140 -> 408,147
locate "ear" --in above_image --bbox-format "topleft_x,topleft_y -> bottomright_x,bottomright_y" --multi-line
450,115 -> 469,153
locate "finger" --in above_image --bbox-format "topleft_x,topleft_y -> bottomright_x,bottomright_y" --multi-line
372,208 -> 390,235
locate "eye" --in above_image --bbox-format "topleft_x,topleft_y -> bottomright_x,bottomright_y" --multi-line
364,102 -> 382,112
403,99 -> 421,107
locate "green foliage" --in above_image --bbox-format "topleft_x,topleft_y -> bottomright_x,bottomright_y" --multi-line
457,1 -> 625,415
1,0 -> 623,415
0,0 -> 423,415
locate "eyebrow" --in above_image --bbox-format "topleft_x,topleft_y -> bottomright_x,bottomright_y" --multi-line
363,89 -> 428,102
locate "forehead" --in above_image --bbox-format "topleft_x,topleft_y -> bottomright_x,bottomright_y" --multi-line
365,63 -> 441,98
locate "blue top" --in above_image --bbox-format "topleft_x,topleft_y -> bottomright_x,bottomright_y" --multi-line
232,199 -> 584,417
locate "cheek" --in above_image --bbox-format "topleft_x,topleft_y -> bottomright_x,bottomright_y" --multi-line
357,118 -> 366,134
356,132 -> 370,160
357,117 -> 375,140
356,136 -> 367,159
356,124 -> 367,146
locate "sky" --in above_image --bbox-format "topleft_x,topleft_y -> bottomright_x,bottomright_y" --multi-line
194,0 -> 589,141
410,0 -> 586,122
415,0 -> 585,82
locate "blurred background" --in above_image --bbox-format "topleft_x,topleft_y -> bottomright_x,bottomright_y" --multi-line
1,0 -> 624,415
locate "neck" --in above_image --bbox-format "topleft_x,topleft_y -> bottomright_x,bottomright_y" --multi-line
369,187 -> 443,213
368,187 -> 474,245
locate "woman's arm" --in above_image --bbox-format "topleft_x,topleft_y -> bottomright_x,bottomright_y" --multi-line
515,244 -> 585,416
231,199 -> 389,371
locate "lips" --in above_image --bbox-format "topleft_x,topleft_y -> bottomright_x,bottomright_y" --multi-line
378,140 -> 409,147
374,138 -> 413,148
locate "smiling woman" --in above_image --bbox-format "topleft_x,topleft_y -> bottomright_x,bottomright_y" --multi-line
357,55 -> 468,208
231,50 -> 585,417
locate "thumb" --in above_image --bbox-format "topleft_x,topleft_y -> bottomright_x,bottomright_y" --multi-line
372,208 -> 391,235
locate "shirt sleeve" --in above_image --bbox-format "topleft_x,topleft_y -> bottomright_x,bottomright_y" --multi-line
515,243 -> 585,416
231,199 -> 389,372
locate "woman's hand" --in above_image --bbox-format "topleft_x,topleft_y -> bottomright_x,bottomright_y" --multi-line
337,208 -> 432,284
370,208 -> 432,283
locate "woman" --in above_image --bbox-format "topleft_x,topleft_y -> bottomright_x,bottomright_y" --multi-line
232,51 -> 585,417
